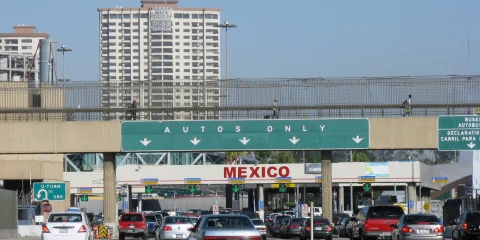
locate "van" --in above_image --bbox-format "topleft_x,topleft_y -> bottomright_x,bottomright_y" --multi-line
350,205 -> 404,240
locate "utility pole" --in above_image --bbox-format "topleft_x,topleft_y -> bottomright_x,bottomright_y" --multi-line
57,45 -> 73,82
216,21 -> 237,111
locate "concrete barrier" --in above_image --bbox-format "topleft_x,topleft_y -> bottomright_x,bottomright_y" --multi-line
17,225 -> 42,237
0,190 -> 18,239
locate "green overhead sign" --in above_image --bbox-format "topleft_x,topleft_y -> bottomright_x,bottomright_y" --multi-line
438,116 -> 480,150
33,182 -> 67,201
121,119 -> 370,152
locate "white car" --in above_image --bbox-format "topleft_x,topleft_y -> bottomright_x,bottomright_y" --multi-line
41,211 -> 94,240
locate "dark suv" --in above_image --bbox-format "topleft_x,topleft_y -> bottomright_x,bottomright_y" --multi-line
452,211 -> 480,240
351,205 -> 404,240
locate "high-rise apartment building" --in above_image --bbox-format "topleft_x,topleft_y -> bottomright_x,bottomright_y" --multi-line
98,0 -> 221,120
0,25 -> 49,82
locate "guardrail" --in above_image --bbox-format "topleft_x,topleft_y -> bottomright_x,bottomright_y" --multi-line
0,103 -> 477,121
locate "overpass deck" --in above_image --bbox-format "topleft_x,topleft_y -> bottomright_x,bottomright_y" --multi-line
0,117 -> 439,154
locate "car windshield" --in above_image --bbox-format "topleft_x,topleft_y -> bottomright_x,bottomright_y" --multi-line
467,212 -> 480,225
367,207 -> 404,219
204,216 -> 254,229
252,219 -> 264,225
404,215 -> 439,224
145,215 -> 156,222
164,217 -> 192,224
121,214 -> 143,222
48,213 -> 83,222
190,218 -> 199,224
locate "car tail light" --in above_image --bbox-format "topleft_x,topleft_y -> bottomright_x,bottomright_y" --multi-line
305,226 -> 311,231
205,237 -> 261,240
164,226 -> 172,231
42,225 -> 50,233
401,227 -> 414,233
78,225 -> 87,233
365,223 -> 369,231
433,227 -> 444,233
187,227 -> 195,231
290,225 -> 296,229
259,227 -> 266,230
463,223 -> 468,230
327,226 -> 332,232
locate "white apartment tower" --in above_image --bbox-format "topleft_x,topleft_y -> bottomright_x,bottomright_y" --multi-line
0,25 -> 49,82
98,0 -> 221,120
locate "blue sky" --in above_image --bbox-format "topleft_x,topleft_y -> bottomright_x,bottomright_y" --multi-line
1,0 -> 478,80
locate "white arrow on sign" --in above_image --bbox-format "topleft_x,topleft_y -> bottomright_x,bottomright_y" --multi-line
239,137 -> 250,145
36,189 -> 48,200
140,138 -> 151,146
352,135 -> 363,144
467,142 -> 476,149
190,137 -> 201,146
289,137 -> 300,145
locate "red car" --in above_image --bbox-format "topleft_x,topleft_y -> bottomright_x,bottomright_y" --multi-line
118,212 -> 148,240
350,205 -> 404,240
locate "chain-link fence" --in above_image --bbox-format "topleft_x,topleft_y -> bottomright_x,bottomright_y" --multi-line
0,75 -> 478,121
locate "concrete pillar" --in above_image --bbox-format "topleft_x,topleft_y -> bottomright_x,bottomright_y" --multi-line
103,153 -> 118,238
225,185 -> 233,208
127,185 -> 132,212
339,186 -> 344,213
257,184 -> 264,210
407,183 -> 416,214
302,184 -> 306,204
321,151 -> 333,223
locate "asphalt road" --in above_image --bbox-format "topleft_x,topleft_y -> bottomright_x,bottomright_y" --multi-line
5,236 -> 453,240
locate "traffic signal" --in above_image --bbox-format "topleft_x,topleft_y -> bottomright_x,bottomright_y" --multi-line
363,183 -> 372,193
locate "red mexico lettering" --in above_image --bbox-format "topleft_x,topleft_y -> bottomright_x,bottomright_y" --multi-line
223,166 -> 290,178
238,167 -> 247,178
224,167 -> 236,178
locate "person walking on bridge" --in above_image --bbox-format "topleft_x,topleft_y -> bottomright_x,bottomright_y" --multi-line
128,100 -> 138,120
272,99 -> 280,119
403,94 -> 412,117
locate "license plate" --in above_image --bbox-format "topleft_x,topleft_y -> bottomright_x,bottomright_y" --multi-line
129,225 -> 134,228
59,229 -> 68,233
315,227 -> 322,230
127,229 -> 134,233
418,230 -> 430,234
176,234 -> 184,238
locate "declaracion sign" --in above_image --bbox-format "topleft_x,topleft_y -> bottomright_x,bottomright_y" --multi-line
150,7 -> 173,32
438,116 -> 480,150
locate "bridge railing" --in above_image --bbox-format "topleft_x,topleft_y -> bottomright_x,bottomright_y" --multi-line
0,75 -> 478,121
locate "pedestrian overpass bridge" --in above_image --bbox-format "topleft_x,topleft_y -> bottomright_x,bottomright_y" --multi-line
0,117 -> 437,154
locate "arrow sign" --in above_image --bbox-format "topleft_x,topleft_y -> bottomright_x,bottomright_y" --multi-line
145,185 -> 153,193
140,138 -> 151,146
190,137 -> 201,145
117,194 -> 122,201
81,194 -> 88,202
363,183 -> 372,193
189,185 -> 196,194
289,137 -> 300,145
239,137 -> 250,145
279,184 -> 287,193
36,189 -> 48,200
232,185 -> 240,193
468,142 -> 476,149
352,135 -> 363,144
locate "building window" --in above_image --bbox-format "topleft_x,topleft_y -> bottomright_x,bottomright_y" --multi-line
5,39 -> 18,44
174,13 -> 182,19
21,39 -> 32,43
21,46 -> 32,50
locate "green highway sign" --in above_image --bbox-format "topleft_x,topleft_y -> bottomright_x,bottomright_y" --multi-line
363,183 -> 372,193
232,185 -> 241,193
145,185 -> 153,194
121,119 -> 370,151
81,194 -> 89,202
279,184 -> 287,193
33,182 -> 67,201
189,185 -> 196,194
438,116 -> 480,150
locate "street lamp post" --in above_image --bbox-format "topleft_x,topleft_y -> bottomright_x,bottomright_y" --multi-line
57,45 -> 73,82
216,21 -> 237,110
